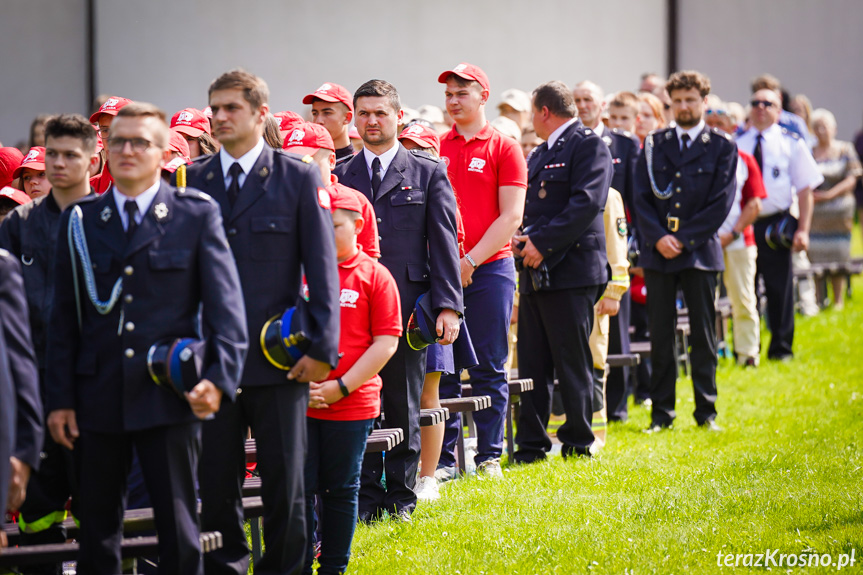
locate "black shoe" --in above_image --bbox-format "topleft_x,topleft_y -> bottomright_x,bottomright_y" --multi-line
768,353 -> 793,362
561,444 -> 592,460
643,422 -> 672,434
357,509 -> 381,524
512,451 -> 547,465
699,419 -> 723,432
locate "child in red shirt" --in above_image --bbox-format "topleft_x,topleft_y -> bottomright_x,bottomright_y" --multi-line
304,186 -> 401,575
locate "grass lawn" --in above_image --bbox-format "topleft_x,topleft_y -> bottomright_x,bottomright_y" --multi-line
346,230 -> 863,574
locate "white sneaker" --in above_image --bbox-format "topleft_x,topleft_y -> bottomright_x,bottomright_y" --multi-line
414,476 -> 440,501
434,465 -> 458,482
476,458 -> 504,479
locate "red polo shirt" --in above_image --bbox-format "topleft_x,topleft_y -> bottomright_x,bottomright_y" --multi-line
328,175 -> 381,258
89,162 -> 113,195
738,151 -> 768,247
307,248 -> 402,421
441,123 -> 527,264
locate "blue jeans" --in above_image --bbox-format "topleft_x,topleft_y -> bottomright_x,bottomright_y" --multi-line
440,257 -> 516,466
303,417 -> 374,575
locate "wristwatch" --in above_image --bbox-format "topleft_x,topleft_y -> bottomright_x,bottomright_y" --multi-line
731,230 -> 741,241
337,378 -> 349,397
465,253 -> 479,269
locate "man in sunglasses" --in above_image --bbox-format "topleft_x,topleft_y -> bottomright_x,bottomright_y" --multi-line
736,89 -> 823,361
45,102 -> 247,574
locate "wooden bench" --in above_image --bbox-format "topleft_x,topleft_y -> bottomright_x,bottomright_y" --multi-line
439,396 -> 492,474
607,353 -> 641,368
461,379 -> 533,462
794,259 -> 863,308
0,531 -> 223,569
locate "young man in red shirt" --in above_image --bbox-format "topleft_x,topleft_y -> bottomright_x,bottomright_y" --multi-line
305,185 -> 401,575
437,63 -> 527,479
303,83 -> 356,166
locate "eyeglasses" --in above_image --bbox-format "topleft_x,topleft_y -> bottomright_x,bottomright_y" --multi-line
106,137 -> 156,154
98,126 -> 111,136
706,109 -> 727,116
750,100 -> 775,109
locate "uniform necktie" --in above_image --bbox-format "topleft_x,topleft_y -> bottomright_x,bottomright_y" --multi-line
753,133 -> 764,173
371,157 -> 382,196
227,162 -> 243,207
680,133 -> 691,152
124,200 -> 139,240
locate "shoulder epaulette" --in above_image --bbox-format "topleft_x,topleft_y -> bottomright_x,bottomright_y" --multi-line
175,187 -> 213,203
709,126 -> 733,141
0,248 -> 9,259
780,127 -> 800,140
409,149 -> 441,162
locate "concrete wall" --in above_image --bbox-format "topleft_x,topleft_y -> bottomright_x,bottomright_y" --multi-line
0,0 -> 88,147
679,0 -> 863,140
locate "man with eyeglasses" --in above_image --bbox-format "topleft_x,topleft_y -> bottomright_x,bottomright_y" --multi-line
736,89 -> 823,361
45,102 -> 247,574
633,71 -> 736,434
89,96 -> 133,195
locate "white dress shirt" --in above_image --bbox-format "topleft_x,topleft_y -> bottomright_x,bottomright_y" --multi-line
736,123 -> 824,217
112,181 -> 160,231
220,137 -> 265,190
362,142 -> 400,181
546,118 -> 578,150
675,120 -> 706,150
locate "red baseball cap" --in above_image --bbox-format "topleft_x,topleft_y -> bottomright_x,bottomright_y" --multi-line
274,110 -> 305,134
328,184 -> 362,214
302,83 -> 354,113
282,122 -> 335,155
398,124 -> 441,155
171,108 -> 211,138
89,96 -> 133,124
12,147 -> 46,180
0,147 -> 25,187
437,63 -> 490,92
202,106 -> 213,118
0,186 -> 31,206
169,129 -> 191,160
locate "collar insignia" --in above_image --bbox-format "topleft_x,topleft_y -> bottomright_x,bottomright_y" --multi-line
259,166 -> 270,178
154,202 -> 168,220
701,132 -> 711,144
602,136 -> 612,146
665,131 -> 673,140
206,171 -> 215,181
100,206 -> 112,222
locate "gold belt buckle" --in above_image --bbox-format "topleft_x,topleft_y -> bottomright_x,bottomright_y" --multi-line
667,216 -> 680,232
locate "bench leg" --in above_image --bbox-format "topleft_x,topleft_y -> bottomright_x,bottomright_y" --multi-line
250,517 -> 263,566
455,413 -> 466,476
505,396 -> 514,462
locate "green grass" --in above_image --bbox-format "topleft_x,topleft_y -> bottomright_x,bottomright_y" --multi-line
346,228 -> 863,574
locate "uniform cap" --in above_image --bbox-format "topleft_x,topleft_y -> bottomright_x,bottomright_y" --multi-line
328,184 -> 363,214
302,83 -> 354,113
406,292 -> 440,351
147,338 -> 206,398
260,299 -> 312,370
170,108 -> 211,138
0,147 -> 25,187
0,186 -> 31,206
89,96 -> 133,123
274,110 -> 305,133
398,123 -> 441,155
282,122 -> 335,155
438,63 -> 490,92
12,147 -> 46,180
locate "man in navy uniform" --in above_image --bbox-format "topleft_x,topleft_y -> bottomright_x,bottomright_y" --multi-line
45,102 -> 248,575
0,249 -> 43,534
513,81 -> 611,462
633,70 -> 737,433
183,69 -> 340,575
335,79 -> 462,520
573,80 -> 640,422
0,113 -> 99,569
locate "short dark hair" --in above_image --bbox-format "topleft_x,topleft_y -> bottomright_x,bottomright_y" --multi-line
532,81 -> 577,119
115,102 -> 170,148
353,79 -> 401,113
44,114 -> 98,153
442,74 -> 479,90
751,74 -> 781,94
209,69 -> 269,110
667,70 -> 711,98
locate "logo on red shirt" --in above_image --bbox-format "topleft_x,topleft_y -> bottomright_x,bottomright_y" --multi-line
468,157 -> 486,173
340,288 -> 360,308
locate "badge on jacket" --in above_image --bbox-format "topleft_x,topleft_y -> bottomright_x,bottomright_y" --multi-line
617,218 -> 628,237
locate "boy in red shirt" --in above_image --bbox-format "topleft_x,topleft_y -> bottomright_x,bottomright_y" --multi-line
304,186 -> 401,575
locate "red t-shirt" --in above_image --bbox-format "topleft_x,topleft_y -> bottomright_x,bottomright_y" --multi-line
738,151 -> 768,247
90,162 -> 113,194
328,176 -> 381,259
307,249 -> 402,421
441,123 -> 527,263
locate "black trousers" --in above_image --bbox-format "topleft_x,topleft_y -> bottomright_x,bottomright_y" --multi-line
77,423 -> 202,575
644,268 -> 719,426
515,285 -> 602,462
199,384 -> 309,575
359,338 -> 425,515
754,214 -> 795,359
605,291 -> 632,421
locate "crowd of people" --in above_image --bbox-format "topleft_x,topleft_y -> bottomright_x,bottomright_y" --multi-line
0,64 -> 860,575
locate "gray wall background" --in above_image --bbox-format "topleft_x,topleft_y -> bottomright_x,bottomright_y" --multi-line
1,0 -> 861,147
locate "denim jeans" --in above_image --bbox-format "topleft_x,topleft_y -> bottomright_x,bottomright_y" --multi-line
303,417 -> 374,575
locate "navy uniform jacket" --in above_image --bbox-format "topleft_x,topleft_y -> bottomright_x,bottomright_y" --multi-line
521,119 -> 611,294
633,125 -> 737,273
182,146 -> 341,382
599,126 -> 640,212
45,184 -> 248,433
0,250 -> 43,470
334,145 -> 463,323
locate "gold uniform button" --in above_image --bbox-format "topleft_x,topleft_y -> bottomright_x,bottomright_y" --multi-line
124,266 -> 134,276
675,172 -> 681,178
675,187 -> 682,194
674,203 -> 681,208
124,294 -> 133,304
125,322 -> 135,332
124,348 -> 135,358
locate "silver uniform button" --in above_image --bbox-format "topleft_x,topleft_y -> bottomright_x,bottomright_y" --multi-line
124,294 -> 133,304
124,348 -> 135,358
125,322 -> 135,332
124,266 -> 134,276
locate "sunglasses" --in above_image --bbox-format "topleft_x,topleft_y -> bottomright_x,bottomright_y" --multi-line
706,109 -> 728,116
750,100 -> 775,109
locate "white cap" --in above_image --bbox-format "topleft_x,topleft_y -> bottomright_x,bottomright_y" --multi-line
498,89 -> 531,113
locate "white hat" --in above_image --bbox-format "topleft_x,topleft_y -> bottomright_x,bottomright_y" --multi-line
498,89 -> 531,113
